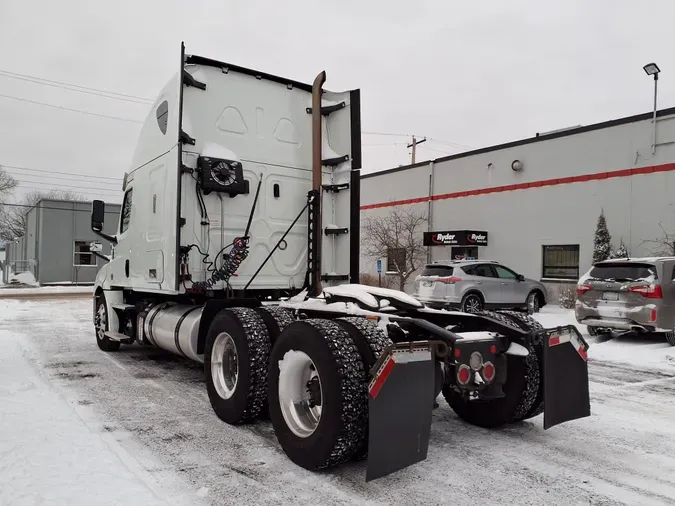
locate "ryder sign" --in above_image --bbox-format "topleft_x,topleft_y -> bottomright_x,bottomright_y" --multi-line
423,230 -> 488,247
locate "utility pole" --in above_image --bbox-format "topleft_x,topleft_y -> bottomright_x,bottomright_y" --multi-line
407,136 -> 426,164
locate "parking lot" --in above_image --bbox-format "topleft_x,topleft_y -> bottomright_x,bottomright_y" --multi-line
2,297 -> 675,505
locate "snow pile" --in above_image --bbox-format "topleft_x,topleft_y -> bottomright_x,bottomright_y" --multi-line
4,270 -> 39,287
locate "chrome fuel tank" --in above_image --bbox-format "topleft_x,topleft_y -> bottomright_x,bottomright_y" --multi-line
144,303 -> 204,363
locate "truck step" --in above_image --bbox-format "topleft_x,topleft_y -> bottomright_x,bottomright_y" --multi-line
104,331 -> 129,342
112,304 -> 135,311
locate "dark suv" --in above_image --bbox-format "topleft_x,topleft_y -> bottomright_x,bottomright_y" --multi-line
575,257 -> 675,346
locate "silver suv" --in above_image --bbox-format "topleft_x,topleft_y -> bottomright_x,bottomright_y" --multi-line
575,257 -> 675,346
413,260 -> 548,313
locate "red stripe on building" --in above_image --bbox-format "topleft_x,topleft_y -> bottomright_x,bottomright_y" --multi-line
360,163 -> 675,211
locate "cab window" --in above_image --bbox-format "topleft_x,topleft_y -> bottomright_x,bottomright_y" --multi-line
120,188 -> 133,234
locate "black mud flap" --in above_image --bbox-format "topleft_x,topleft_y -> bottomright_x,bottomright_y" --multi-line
366,347 -> 435,482
542,325 -> 591,430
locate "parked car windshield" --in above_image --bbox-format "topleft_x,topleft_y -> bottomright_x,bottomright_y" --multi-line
420,265 -> 455,277
589,263 -> 657,282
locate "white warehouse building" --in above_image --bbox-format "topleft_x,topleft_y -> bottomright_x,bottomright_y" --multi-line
359,106 -> 675,296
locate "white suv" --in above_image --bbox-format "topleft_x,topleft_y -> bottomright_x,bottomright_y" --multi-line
413,260 -> 548,313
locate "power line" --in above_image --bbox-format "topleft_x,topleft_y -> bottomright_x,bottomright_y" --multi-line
426,137 -> 473,149
7,171 -> 121,186
0,93 -> 144,124
363,131 -> 473,149
362,131 -> 412,137
15,180 -> 120,194
0,71 -> 152,105
0,69 -> 153,102
0,164 -> 122,182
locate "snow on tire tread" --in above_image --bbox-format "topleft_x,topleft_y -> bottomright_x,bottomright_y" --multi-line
304,319 -> 368,468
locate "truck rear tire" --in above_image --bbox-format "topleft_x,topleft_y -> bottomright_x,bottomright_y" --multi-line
204,307 -> 271,425
443,310 -> 540,427
497,310 -> 545,420
335,317 -> 393,460
267,319 -> 367,470
255,306 -> 294,345
94,294 -> 121,352
255,306 -> 295,419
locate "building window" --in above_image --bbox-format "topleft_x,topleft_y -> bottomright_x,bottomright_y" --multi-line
120,188 -> 133,234
387,247 -> 406,272
542,245 -> 580,280
74,241 -> 95,267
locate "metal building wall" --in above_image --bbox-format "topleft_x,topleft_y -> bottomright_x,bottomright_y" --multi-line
360,107 -> 675,291
35,200 -> 120,284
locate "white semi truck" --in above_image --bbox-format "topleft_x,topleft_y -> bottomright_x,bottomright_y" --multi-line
90,43 -> 591,481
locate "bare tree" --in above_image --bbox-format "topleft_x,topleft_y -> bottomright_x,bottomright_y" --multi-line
640,222 -> 675,256
0,190 -> 86,241
361,206 -> 428,291
0,168 -> 17,202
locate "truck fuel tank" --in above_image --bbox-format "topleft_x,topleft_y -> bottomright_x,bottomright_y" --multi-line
143,303 -> 204,363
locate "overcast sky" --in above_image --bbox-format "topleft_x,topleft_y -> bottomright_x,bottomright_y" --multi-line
0,0 -> 674,204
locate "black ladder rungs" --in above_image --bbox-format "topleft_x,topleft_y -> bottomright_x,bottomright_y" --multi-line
322,183 -> 350,193
321,273 -> 349,282
325,226 -> 348,236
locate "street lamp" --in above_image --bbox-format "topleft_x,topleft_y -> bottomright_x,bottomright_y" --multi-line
643,62 -> 661,154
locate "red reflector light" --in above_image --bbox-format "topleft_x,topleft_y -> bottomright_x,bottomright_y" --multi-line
437,276 -> 462,284
482,361 -> 495,382
490,345 -> 497,354
454,348 -> 461,358
576,284 -> 592,295
650,309 -> 657,322
629,284 -> 663,299
457,364 -> 471,385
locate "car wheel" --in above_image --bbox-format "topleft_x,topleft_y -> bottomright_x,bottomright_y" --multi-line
461,293 -> 483,313
587,326 -> 599,336
665,330 -> 675,347
526,291 -> 541,314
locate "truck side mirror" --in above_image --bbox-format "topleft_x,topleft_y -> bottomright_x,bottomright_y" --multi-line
91,200 -> 105,231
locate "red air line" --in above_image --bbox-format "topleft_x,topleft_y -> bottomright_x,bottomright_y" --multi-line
360,163 -> 675,211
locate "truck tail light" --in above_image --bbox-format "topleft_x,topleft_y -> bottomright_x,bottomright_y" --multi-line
482,362 -> 496,383
576,284 -> 592,295
457,364 -> 471,385
437,276 -> 462,284
629,284 -> 663,299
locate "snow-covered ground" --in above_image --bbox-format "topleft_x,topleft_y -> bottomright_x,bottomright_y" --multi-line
2,299 -> 675,505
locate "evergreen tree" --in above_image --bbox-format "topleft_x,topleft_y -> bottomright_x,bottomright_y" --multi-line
611,239 -> 629,259
593,210 -> 612,263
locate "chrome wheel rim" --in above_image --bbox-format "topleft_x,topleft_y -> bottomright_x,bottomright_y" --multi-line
211,332 -> 238,400
95,303 -> 107,340
278,350 -> 322,438
465,296 -> 481,313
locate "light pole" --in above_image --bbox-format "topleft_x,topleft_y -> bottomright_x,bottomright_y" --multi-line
643,62 -> 661,155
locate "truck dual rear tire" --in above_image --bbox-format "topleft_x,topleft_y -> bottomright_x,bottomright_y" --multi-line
443,310 -> 541,427
267,319 -> 368,470
204,307 -> 271,425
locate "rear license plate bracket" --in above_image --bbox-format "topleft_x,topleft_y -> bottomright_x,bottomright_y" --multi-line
602,291 -> 618,301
